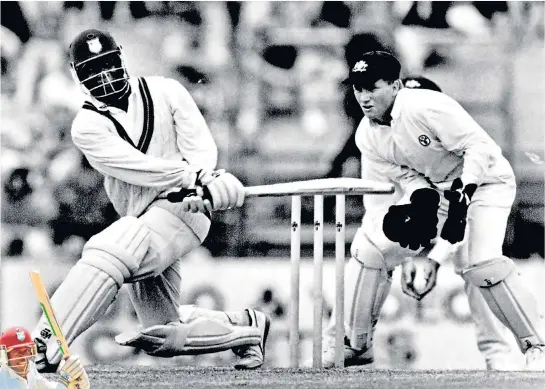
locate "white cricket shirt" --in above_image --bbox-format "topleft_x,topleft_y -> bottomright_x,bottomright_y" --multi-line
71,76 -> 217,240
355,88 -> 515,196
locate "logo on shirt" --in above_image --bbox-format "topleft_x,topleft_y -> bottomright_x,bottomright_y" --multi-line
418,134 -> 431,146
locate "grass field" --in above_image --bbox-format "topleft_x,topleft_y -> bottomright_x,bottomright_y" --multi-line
67,365 -> 545,389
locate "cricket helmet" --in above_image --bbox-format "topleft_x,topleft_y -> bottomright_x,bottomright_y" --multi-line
69,28 -> 130,100
0,327 -> 37,378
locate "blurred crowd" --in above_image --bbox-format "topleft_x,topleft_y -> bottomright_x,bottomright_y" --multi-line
1,1 -> 543,259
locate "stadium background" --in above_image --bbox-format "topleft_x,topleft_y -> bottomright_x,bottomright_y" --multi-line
1,1 -> 544,369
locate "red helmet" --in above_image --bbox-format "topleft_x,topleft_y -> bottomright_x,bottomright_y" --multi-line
0,326 -> 37,378
69,28 -> 130,100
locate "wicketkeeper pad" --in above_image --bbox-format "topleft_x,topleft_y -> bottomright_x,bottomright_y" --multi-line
462,256 -> 545,351
347,232 -> 391,352
115,317 -> 261,357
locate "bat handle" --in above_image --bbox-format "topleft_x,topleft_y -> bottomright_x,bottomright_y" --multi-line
166,188 -> 197,202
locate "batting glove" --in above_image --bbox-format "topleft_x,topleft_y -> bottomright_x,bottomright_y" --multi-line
196,169 -> 245,211
34,336 -> 63,373
165,169 -> 245,212
179,187 -> 213,214
57,356 -> 90,389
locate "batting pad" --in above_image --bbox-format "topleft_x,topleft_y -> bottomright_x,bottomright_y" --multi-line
31,263 -> 119,369
115,317 -> 261,357
32,214 -> 152,361
462,257 -> 545,351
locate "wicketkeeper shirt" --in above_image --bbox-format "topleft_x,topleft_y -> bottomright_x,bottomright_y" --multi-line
355,88 -> 515,196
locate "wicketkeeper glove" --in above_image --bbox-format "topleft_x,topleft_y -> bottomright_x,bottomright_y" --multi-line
382,188 -> 441,251
440,178 -> 477,244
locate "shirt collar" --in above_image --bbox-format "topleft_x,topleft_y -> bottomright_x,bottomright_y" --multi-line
390,88 -> 404,122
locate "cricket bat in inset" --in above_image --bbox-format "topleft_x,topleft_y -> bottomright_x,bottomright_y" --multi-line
29,271 -> 70,358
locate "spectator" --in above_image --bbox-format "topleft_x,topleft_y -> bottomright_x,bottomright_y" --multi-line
1,148 -> 59,258
1,1 -> 31,44
1,149 -> 58,227
14,2 -> 65,107
37,51 -> 83,111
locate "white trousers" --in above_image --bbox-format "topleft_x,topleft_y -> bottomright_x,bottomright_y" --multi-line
341,179 -> 518,361
127,204 -> 203,327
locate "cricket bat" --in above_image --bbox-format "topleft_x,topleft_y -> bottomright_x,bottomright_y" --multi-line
29,271 -> 70,358
241,178 -> 395,197
160,177 -> 395,202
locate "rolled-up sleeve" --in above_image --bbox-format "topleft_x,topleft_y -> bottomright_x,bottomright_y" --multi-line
419,94 -> 501,185
163,78 -> 218,171
71,113 -> 199,188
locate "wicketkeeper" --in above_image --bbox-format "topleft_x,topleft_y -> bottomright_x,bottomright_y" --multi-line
318,76 -> 520,370
322,51 -> 545,370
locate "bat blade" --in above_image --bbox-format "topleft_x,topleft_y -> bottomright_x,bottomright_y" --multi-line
29,271 -> 70,358
244,178 -> 395,197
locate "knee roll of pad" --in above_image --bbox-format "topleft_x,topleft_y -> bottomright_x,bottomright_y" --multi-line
461,256 -> 514,287
351,231 -> 387,270
81,216 -> 151,286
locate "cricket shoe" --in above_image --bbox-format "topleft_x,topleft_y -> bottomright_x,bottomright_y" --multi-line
304,336 -> 374,368
232,309 -> 271,370
524,345 -> 545,371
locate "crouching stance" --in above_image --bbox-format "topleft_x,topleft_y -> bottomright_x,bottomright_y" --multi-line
32,28 -> 270,372
1,326 -> 90,389
324,51 -> 545,370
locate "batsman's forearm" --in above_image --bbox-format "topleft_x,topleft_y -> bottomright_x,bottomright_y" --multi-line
85,153 -> 201,189
73,128 -> 202,189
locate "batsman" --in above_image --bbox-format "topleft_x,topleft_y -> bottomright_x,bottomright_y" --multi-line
325,51 -> 544,370
31,29 -> 269,372
1,326 -> 90,389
